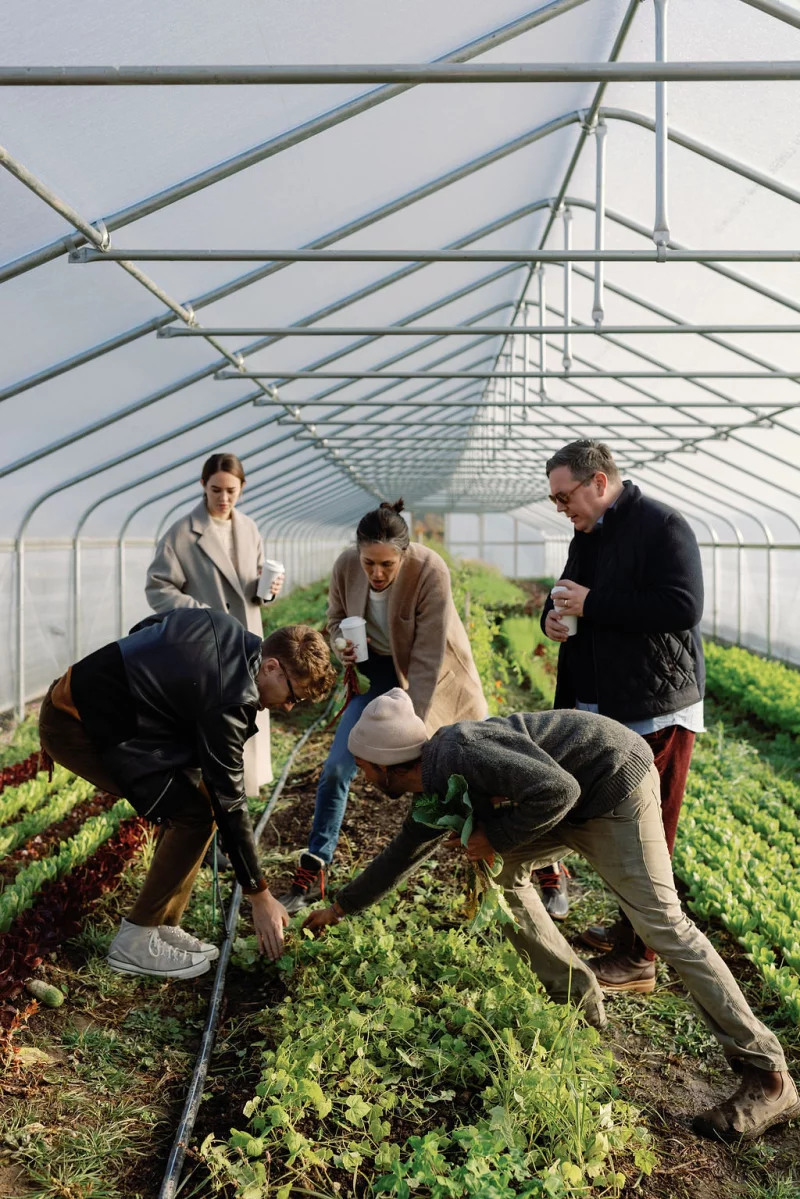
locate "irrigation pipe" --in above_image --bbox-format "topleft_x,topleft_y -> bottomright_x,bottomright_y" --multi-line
158,694 -> 338,1199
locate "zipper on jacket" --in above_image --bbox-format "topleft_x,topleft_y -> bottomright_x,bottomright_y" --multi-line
141,772 -> 174,819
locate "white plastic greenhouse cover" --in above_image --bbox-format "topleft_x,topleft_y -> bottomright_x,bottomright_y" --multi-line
2,0 -> 800,715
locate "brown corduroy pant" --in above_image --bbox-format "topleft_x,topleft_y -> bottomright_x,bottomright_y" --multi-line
39,685 -> 216,927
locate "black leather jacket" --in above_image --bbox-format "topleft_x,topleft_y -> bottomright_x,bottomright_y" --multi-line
100,608 -> 266,893
541,482 -> 705,722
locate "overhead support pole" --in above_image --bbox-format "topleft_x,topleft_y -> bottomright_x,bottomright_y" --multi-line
562,207 -> 573,370
0,0 -> 589,286
738,0 -> 800,30
216,368 -> 800,381
653,0 -> 670,247
159,322 -> 800,337
11,62 -> 800,84
73,246 -> 800,264
593,121 -> 607,324
537,268 -> 548,401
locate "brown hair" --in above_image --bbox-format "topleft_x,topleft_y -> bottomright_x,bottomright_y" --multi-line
261,625 -> 337,702
356,498 -> 410,551
201,452 -> 246,486
545,439 -> 620,482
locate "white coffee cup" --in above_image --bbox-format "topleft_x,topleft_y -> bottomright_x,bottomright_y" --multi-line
339,615 -> 369,663
551,586 -> 578,636
257,558 -> 285,600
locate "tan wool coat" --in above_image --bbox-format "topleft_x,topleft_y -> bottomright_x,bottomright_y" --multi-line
145,500 -> 272,791
328,543 -> 487,734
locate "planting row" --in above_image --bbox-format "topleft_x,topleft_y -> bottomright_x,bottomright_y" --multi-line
0,798 -> 135,932
704,640 -> 800,737
674,729 -> 800,1024
207,879 -> 654,1198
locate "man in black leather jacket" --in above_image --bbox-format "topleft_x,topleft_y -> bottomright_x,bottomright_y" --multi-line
538,439 -> 705,991
39,608 -> 336,980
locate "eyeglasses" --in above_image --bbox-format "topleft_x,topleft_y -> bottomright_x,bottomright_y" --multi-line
278,661 -> 300,706
548,475 -> 594,506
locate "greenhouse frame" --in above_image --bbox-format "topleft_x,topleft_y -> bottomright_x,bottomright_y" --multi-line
3,0 -> 800,720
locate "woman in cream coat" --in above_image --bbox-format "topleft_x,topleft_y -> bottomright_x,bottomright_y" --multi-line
145,452 -> 282,795
279,499 -> 486,912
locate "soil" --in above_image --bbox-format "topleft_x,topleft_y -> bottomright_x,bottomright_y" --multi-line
4,715 -> 799,1198
182,728 -> 800,1199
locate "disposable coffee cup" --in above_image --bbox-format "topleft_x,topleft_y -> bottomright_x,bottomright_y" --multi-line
551,586 -> 578,636
339,615 -> 369,663
257,558 -> 285,600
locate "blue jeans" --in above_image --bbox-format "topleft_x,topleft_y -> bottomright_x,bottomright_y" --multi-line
308,654 -> 399,863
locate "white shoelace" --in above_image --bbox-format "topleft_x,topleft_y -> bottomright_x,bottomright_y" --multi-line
147,930 -> 195,963
158,925 -> 201,951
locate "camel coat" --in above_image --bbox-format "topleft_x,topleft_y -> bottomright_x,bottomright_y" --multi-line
328,543 -> 487,734
145,500 -> 273,791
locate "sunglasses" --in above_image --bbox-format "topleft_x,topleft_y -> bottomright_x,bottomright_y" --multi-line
278,661 -> 300,705
548,475 -> 595,506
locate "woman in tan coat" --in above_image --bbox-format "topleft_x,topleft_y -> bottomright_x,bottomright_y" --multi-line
279,499 -> 486,912
145,452 -> 283,794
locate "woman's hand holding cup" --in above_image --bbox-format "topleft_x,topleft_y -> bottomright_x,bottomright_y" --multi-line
334,636 -> 359,665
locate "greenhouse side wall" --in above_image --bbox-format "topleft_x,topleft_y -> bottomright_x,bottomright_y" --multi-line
444,515 -> 800,668
0,534 -> 350,716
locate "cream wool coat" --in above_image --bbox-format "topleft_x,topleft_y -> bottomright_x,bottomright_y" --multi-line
145,500 -> 272,791
328,543 -> 487,734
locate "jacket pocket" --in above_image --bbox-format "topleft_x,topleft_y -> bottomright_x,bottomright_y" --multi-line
436,668 -> 456,691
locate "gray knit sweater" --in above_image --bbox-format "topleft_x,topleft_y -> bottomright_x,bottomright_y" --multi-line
336,710 -> 654,914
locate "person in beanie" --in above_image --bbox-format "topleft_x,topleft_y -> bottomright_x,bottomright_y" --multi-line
304,691 -> 799,1143
278,499 -> 486,914
39,609 -> 336,979
539,439 -> 705,990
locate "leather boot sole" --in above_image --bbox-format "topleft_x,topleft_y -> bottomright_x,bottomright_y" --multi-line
596,975 -> 656,994
693,1097 -> 800,1142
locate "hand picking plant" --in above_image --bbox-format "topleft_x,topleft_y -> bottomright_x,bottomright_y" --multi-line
412,774 -> 516,933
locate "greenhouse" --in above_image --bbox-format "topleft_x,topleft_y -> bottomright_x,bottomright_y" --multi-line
2,2 -> 800,1198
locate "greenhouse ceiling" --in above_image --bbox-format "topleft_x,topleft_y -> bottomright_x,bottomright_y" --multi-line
2,0 -> 800,552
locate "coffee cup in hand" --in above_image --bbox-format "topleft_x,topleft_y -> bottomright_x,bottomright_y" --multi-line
551,586 -> 578,636
339,616 -> 369,663
257,559 -> 285,600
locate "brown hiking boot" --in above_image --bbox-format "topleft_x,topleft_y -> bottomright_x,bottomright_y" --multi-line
579,919 -> 623,954
692,1068 -> 800,1141
587,950 -> 656,994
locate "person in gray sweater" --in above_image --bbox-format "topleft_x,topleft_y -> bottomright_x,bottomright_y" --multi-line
304,689 -> 799,1143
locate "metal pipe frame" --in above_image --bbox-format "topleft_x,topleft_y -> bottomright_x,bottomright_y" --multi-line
159,322 -> 800,336
11,0 -> 800,704
653,0 -> 670,247
217,368 -> 800,381
0,0 -> 585,286
73,246 -> 800,264
10,92 -> 800,479
10,62 -> 800,85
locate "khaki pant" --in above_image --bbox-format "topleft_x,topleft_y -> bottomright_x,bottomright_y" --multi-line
501,764 -> 786,1074
39,686 -> 215,927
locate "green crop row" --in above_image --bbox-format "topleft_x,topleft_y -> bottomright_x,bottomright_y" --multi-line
0,766 -> 78,827
0,798 -> 135,933
500,616 -> 558,708
704,640 -> 800,737
0,715 -> 41,769
0,775 -> 97,858
674,728 -> 800,1023
206,881 -> 654,1198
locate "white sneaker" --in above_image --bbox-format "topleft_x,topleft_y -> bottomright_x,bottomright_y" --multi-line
158,924 -> 220,961
107,918 -> 210,980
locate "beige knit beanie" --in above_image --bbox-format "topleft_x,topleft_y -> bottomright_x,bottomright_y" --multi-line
347,687 -> 428,765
